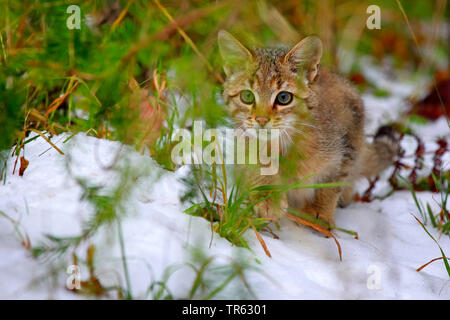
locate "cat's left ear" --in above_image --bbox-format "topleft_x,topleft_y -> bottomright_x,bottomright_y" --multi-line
283,36 -> 322,83
218,30 -> 254,76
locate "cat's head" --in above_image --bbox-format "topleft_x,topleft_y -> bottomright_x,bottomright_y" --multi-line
218,30 -> 322,138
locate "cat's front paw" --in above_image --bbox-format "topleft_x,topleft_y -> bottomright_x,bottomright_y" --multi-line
302,205 -> 335,230
254,197 -> 287,220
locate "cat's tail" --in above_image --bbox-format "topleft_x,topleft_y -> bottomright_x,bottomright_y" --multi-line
360,125 -> 399,179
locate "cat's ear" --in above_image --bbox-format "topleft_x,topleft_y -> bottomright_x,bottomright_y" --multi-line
218,30 -> 253,76
284,36 -> 322,83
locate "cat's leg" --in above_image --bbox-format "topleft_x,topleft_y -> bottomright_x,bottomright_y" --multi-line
302,187 -> 340,228
250,174 -> 287,220
338,183 -> 354,208
253,194 -> 287,220
236,164 -> 287,220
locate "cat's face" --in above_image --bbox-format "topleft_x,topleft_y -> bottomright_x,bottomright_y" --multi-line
218,31 -> 322,146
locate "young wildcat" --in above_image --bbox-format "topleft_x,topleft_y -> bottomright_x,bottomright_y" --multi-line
218,30 -> 398,228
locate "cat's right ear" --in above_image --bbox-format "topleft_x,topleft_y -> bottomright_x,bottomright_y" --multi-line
283,36 -> 322,83
218,30 -> 253,76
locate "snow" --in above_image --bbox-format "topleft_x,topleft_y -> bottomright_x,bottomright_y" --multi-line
1,63 -> 449,300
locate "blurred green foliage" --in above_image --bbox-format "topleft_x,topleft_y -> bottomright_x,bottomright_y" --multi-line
0,0 -> 448,299
1,0 -> 447,163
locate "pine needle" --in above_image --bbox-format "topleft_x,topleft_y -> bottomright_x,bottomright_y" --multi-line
28,129 -> 64,155
286,212 -> 343,261
252,225 -> 271,258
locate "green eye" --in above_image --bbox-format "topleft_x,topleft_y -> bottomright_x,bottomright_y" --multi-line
275,91 -> 293,105
240,90 -> 255,104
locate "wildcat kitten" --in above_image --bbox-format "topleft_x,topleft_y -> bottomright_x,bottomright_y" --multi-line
218,30 -> 398,228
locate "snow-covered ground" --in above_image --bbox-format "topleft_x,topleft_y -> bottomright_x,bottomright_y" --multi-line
0,63 -> 449,299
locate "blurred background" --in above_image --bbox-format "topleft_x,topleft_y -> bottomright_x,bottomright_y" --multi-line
0,0 -> 448,172
0,0 -> 449,300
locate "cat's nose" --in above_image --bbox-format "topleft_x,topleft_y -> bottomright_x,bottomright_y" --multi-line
255,116 -> 269,126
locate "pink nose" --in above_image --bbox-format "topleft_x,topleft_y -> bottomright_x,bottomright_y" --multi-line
255,116 -> 269,126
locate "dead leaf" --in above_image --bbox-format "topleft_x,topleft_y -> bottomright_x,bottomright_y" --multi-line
18,156 -> 29,176
128,72 -> 167,150
410,72 -> 450,121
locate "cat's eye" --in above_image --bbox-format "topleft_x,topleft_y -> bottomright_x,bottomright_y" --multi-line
275,91 -> 293,106
240,90 -> 255,105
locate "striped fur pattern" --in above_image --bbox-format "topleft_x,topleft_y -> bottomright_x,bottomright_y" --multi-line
218,31 -> 398,227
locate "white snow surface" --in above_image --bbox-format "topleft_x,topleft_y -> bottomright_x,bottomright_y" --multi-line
1,64 -> 449,300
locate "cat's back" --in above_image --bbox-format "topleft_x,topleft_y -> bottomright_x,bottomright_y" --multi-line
313,68 -> 364,136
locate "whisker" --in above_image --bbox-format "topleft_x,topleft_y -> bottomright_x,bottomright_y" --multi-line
279,126 -> 304,136
291,120 -> 316,129
279,129 -> 292,155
